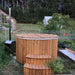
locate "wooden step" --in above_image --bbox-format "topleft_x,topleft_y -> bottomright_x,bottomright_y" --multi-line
25,55 -> 51,65
24,63 -> 54,75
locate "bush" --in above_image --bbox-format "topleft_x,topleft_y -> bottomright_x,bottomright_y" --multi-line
0,42 -> 12,67
71,42 -> 75,51
5,41 -> 16,55
45,13 -> 70,31
47,57 -> 64,73
58,40 -> 75,51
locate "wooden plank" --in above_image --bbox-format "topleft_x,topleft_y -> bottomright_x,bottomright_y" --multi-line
59,49 -> 75,61
52,39 -> 58,59
24,68 -> 26,75
32,69 -> 35,75
65,48 -> 75,54
43,69 -> 46,75
24,39 -> 27,63
26,68 -> 30,75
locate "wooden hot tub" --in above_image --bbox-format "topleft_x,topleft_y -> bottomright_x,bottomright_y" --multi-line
16,34 -> 58,75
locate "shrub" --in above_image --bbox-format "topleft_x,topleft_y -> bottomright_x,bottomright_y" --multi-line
45,13 -> 70,31
71,42 -> 75,51
0,42 -> 12,66
47,57 -> 64,73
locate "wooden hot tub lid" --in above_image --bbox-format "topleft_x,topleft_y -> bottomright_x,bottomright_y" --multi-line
16,34 -> 58,39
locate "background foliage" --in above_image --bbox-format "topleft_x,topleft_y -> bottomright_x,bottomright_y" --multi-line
0,0 -> 75,23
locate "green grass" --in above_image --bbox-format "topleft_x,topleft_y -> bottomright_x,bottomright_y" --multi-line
69,19 -> 75,30
0,24 -> 42,41
16,23 -> 42,33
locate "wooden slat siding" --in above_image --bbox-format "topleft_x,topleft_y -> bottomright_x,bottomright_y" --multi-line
22,39 -> 24,63
40,40 -> 42,55
51,69 -> 54,75
49,40 -> 52,56
17,39 -> 20,62
30,40 -> 32,55
26,55 -> 51,65
16,38 -> 18,62
24,39 -> 27,63
27,40 -> 29,55
26,58 -> 50,65
29,59 -> 31,64
52,39 -> 58,59
44,40 -> 46,55
30,40 -> 32,54
55,39 -> 58,59
48,69 -> 51,75
39,70 -> 42,75
45,40 -> 47,55
33,69 -> 35,75
16,38 -> 22,63
19,39 -> 21,63
26,68 -> 30,75
38,40 -> 40,55
29,69 -> 32,75
46,69 -> 49,75
42,40 -> 45,55
24,67 -> 53,75
34,40 -> 37,55
43,69 -> 46,75
24,67 -> 26,75
39,40 -> 41,55
37,40 -> 40,55
32,40 -> 34,55
31,58 -> 33,65
27,40 -> 29,54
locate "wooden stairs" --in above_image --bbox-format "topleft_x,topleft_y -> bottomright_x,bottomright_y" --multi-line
24,55 -> 53,75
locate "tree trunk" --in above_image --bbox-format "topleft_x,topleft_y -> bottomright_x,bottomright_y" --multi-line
16,0 -> 18,7
2,0 -> 3,8
8,0 -> 9,7
4,0 -> 6,9
22,0 -> 23,8
27,0 -> 29,9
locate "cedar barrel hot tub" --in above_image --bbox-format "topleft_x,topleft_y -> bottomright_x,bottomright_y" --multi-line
16,34 -> 58,75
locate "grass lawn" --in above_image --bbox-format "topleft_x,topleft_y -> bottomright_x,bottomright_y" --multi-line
0,24 -> 42,41
16,23 -> 42,33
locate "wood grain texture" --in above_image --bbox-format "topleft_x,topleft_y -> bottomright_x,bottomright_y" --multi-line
24,63 -> 54,75
16,34 -> 58,75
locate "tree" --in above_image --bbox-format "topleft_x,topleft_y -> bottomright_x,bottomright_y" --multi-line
45,13 -> 70,31
2,0 -> 3,8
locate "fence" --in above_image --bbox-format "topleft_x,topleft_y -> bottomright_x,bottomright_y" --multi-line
0,27 -> 75,42
0,27 -> 41,42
